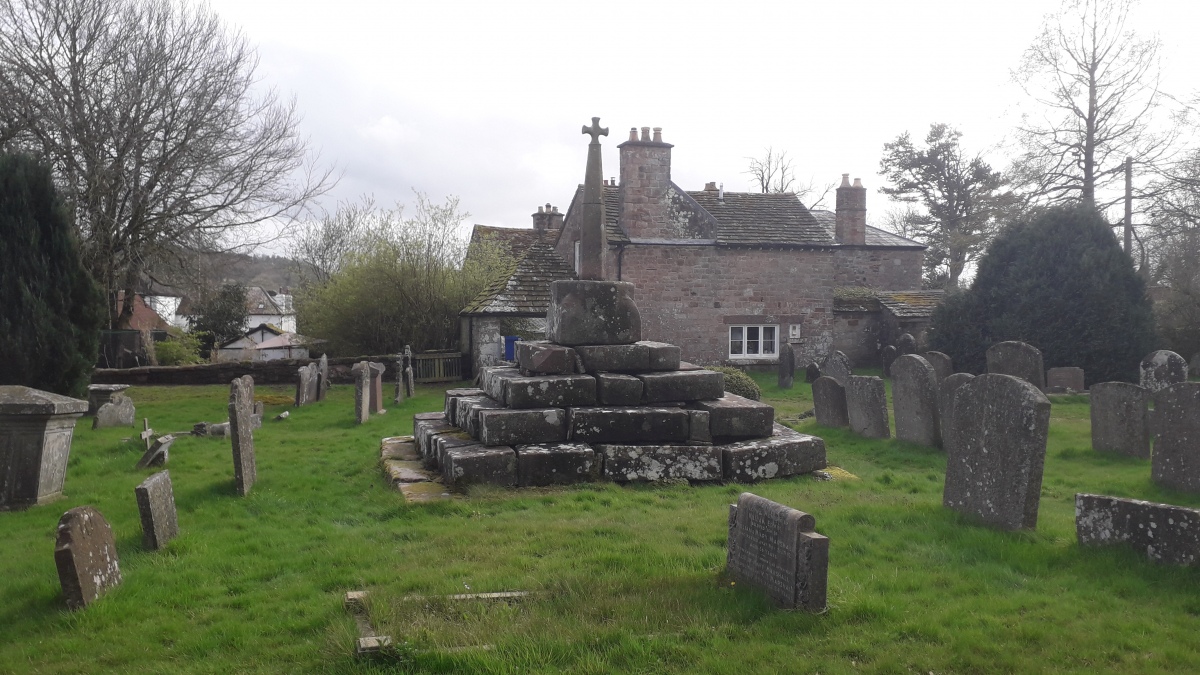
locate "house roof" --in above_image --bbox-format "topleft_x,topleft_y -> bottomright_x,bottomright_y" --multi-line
246,287 -> 289,315
688,191 -> 831,245
808,210 -> 926,248
256,333 -> 311,349
468,225 -> 541,259
218,323 -> 283,349
462,240 -> 577,315
876,290 -> 944,318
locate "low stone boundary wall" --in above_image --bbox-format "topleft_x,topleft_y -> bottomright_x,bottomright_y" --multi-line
92,355 -> 417,387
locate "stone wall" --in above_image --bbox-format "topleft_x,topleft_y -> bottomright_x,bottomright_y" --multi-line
92,355 -> 413,386
466,316 -> 547,377
831,310 -> 881,368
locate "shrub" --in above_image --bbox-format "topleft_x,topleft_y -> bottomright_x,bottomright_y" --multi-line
0,154 -> 105,397
706,365 -> 762,400
928,204 -> 1156,383
153,331 -> 205,366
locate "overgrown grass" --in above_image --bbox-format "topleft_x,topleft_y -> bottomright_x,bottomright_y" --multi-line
2,378 -> 1200,674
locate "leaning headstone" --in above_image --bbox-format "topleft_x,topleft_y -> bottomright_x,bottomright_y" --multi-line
881,345 -> 898,378
891,354 -> 940,448
1140,350 -> 1188,393
368,362 -> 386,414
820,350 -> 852,387
0,386 -> 88,510
896,333 -> 918,355
846,375 -> 889,439
134,470 -> 178,550
804,362 -> 821,384
777,343 -> 795,389
943,374 -> 1051,530
1076,493 -> 1200,566
1046,367 -> 1085,393
295,364 -> 314,407
92,393 -> 135,429
136,434 -> 174,469
1151,382 -> 1200,493
938,373 -> 976,453
54,506 -> 121,609
316,354 -> 330,402
1089,382 -> 1150,458
812,376 -> 848,428
251,401 -> 263,430
228,375 -> 256,496
986,341 -> 1045,390
726,492 -> 828,612
351,361 -> 370,424
922,351 -> 953,382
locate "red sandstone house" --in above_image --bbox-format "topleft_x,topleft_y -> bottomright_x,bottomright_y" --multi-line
461,126 -> 937,374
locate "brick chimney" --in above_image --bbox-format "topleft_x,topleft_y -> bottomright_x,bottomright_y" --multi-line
618,125 -> 673,239
532,203 -> 563,233
835,174 -> 866,245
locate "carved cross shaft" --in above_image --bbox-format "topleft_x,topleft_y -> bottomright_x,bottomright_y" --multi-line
582,117 -> 608,143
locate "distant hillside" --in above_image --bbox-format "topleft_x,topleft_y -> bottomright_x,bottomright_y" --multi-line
203,251 -> 308,292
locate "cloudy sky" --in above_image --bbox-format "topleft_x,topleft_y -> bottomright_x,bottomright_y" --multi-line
206,0 -> 1200,239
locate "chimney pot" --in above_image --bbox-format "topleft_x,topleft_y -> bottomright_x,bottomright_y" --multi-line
628,127 -> 638,141
718,183 -> 725,203
853,178 -> 863,188
704,181 -> 717,191
640,127 -> 650,142
840,173 -> 851,188
552,206 -> 559,214
652,127 -> 662,143
537,205 -> 544,213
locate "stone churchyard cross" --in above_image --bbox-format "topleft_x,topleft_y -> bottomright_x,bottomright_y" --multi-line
579,117 -> 608,281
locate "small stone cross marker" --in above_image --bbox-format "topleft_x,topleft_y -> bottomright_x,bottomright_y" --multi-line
140,418 -> 155,450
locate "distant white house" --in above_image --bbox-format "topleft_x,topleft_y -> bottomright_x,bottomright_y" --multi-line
215,323 -> 317,363
177,286 -> 297,334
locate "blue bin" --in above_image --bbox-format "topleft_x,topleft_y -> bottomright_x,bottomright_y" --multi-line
503,336 -> 521,361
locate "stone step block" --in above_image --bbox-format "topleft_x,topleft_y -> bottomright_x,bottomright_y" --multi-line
515,443 -> 599,486
638,370 -> 724,403
432,432 -> 480,470
598,444 -> 723,482
693,393 -> 774,439
443,445 -> 516,487
443,388 -> 485,426
547,280 -> 641,346
414,418 -> 455,459
688,410 -> 712,444
380,436 -> 418,461
478,408 -> 568,446
504,374 -> 597,409
454,396 -> 506,438
383,459 -> 432,484
637,341 -> 682,371
722,423 -> 827,483
568,407 -> 691,444
575,344 -> 650,372
481,367 -> 523,403
596,373 -> 643,405
515,341 -> 577,375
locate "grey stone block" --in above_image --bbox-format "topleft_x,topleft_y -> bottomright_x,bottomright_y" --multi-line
442,445 -> 516,487
477,408 -> 567,446
638,341 -> 682,370
0,385 -> 87,509
455,396 -> 505,438
546,280 -> 641,346
568,407 -> 690,444
693,393 -> 774,439
638,370 -> 724,403
596,373 -> 643,405
721,423 -> 826,483
515,442 -> 598,486
688,410 -> 712,444
598,444 -> 723,482
443,388 -> 485,426
575,344 -> 650,372
481,366 -> 522,404
432,432 -> 480,470
515,341 -> 577,375
504,374 -> 597,409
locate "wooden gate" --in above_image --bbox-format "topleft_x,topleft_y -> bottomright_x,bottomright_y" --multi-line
412,352 -> 465,383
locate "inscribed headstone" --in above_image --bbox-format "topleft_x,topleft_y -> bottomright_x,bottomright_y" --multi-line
1151,382 -> 1200,493
351,361 -> 370,424
295,364 -> 314,407
777,342 -> 795,389
726,492 -> 828,612
1089,381 -> 1150,458
938,373 -> 975,454
92,393 -> 135,429
891,354 -> 940,448
1140,350 -> 1188,393
134,470 -> 178,550
820,350 -> 852,387
368,361 -> 386,414
986,341 -> 1045,390
943,374 -> 1050,530
812,376 -> 849,428
228,375 -> 256,496
846,375 -> 889,439
1046,367 -> 1085,392
54,506 -> 122,609
922,351 -> 953,382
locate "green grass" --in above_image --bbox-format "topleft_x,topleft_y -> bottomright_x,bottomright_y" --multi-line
3,378 -> 1200,673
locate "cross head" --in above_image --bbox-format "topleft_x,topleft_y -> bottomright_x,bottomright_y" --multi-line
582,117 -> 608,143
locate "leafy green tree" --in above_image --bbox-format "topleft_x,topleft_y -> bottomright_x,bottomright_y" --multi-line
880,124 -> 1014,288
0,154 -> 105,396
190,284 -> 248,357
928,204 -> 1156,383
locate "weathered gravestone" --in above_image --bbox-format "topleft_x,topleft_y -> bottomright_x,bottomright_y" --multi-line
881,345 -> 898,378
403,346 -> 415,398
726,492 -> 828,612
135,470 -> 178,550
54,506 -> 121,609
986,341 -> 1045,390
777,342 -> 795,389
1151,382 -> 1200,493
135,434 -> 174,469
295,364 -> 315,407
1089,382 -> 1150,458
891,354 -> 940,448
1076,493 -> 1200,566
92,393 -> 135,429
1140,350 -> 1188,393
316,354 -> 330,402
896,333 -> 918,356
1191,353 -> 1200,379
351,361 -> 370,424
938,373 -> 975,454
922,351 -> 953,382
368,362 -> 386,414
804,362 -> 821,384
86,384 -> 130,415
812,376 -> 848,428
228,375 -> 257,496
394,355 -> 406,405
1046,367 -> 1085,393
846,375 -> 889,439
819,350 -> 852,387
943,374 -> 1050,530
0,386 -> 88,510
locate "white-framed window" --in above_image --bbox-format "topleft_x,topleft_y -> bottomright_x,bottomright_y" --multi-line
729,325 -> 778,359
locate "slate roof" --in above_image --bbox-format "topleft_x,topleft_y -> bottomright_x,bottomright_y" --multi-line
809,210 -> 926,248
461,240 -> 577,316
467,225 -> 541,259
876,290 -> 944,318
688,191 -> 831,245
